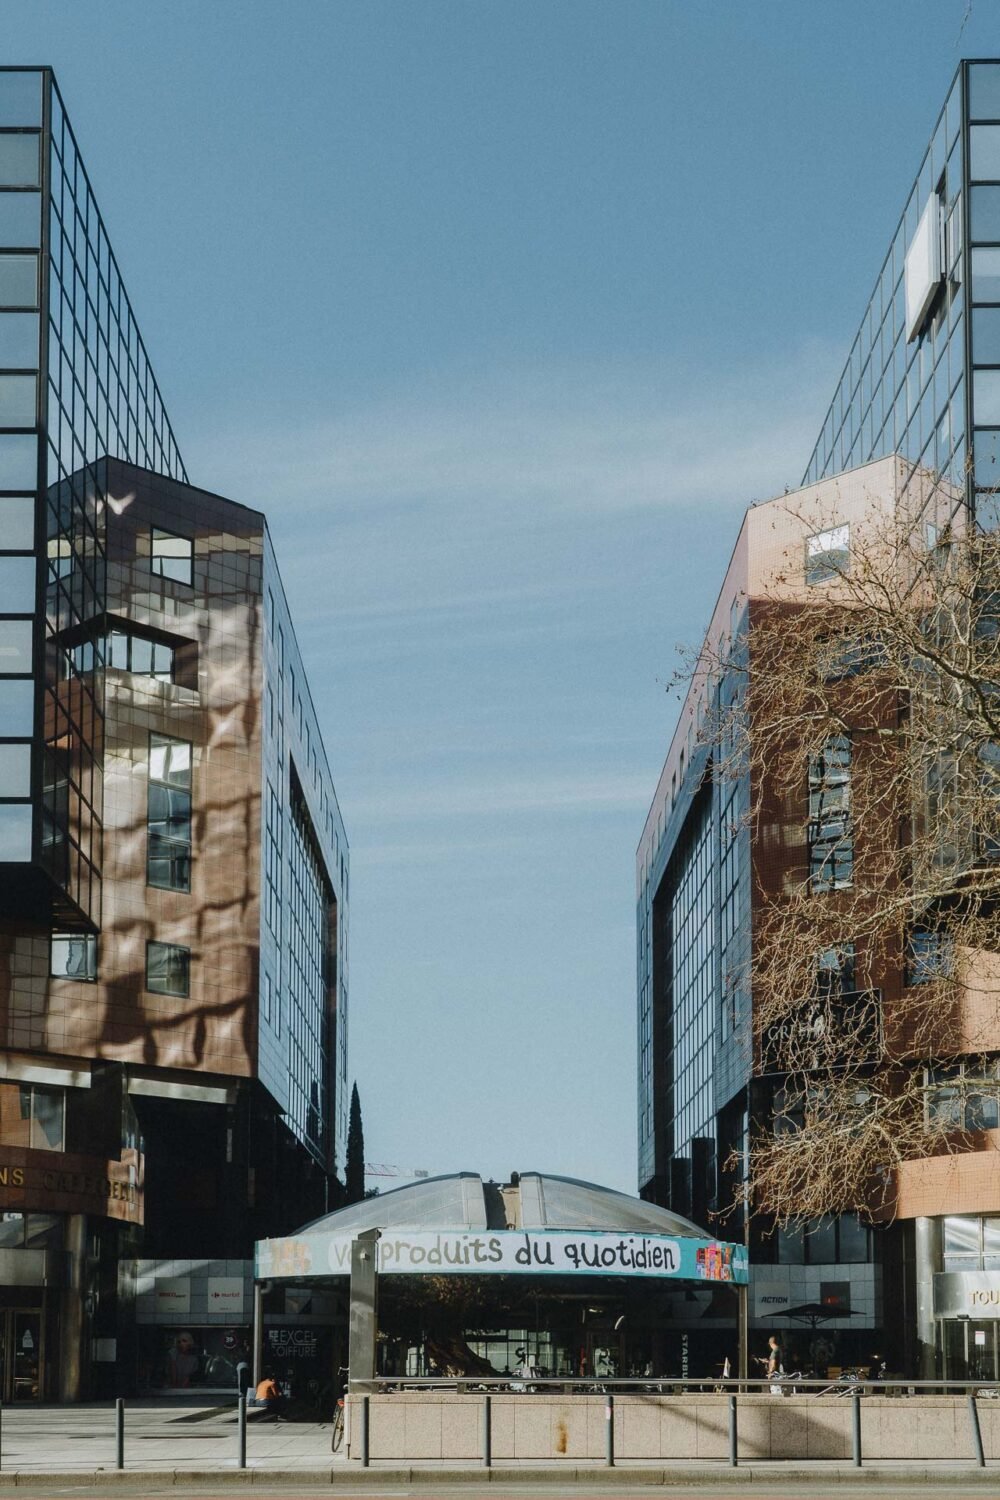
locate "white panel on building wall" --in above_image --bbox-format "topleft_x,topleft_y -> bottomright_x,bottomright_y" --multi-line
905,194 -> 943,341
207,1276 -> 245,1318
154,1277 -> 191,1317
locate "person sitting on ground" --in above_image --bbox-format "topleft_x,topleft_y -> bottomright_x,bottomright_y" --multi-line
249,1370 -> 283,1418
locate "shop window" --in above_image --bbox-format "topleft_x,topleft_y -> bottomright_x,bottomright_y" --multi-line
146,940 -> 190,998
806,524 -> 850,585
50,932 -> 96,981
150,527 -> 193,586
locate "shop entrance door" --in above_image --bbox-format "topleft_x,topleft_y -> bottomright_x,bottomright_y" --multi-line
941,1319 -> 999,1382
0,1309 -> 42,1401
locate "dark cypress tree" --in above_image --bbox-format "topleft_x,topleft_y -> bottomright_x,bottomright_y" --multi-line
345,1082 -> 365,1204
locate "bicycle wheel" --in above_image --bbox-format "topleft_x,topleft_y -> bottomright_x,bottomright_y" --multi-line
331,1401 -> 345,1453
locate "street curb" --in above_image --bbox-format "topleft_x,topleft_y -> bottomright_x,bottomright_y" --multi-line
2,1466 -> 1000,1488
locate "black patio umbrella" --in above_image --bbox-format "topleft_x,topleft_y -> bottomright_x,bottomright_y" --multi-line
776,1301 -> 859,1328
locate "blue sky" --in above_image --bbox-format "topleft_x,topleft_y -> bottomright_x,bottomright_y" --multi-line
8,1 -> 998,1192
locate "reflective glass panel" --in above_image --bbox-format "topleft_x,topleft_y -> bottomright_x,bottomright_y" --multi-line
50,932 -> 96,981
145,940 -> 190,998
150,528 -> 193,585
974,307 -> 1000,363
972,187 -> 1000,244
0,741 -> 30,796
0,313 -> 38,367
0,679 -> 31,736
0,193 -> 39,249
0,433 -> 35,489
973,248 -> 1000,302
0,136 -> 39,188
0,497 -> 34,549
806,1216 -> 837,1263
974,429 -> 1000,489
0,374 -> 34,426
149,735 -> 191,788
972,127 -> 1000,183
944,1215 -> 980,1256
970,64 -> 1000,121
0,76 -> 41,129
837,1213 -> 870,1263
29,1087 -> 63,1150
0,802 -> 30,859
976,369 -> 1000,425
0,556 -> 34,612
0,619 -> 31,670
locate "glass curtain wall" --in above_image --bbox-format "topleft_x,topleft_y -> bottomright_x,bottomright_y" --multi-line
803,66 -> 966,517
0,68 -> 188,924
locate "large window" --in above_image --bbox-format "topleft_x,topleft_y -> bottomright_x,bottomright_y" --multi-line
145,940 -> 190,998
944,1214 -> 1000,1272
776,1213 -> 871,1265
147,734 -> 191,892
809,735 -> 853,890
107,630 -> 174,683
926,1059 -> 1000,1131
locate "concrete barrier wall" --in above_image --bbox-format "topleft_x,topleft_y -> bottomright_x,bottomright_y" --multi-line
346,1392 -> 1000,1463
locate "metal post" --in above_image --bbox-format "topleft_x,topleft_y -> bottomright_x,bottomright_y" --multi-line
728,1393 -> 738,1467
604,1392 -> 614,1468
115,1398 -> 124,1470
361,1394 -> 370,1468
237,1393 -> 247,1470
482,1393 -> 491,1468
851,1389 -> 862,1468
737,1282 -> 748,1385
969,1393 -> 986,1468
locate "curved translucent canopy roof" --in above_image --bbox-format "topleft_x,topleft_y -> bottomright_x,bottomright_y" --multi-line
296,1172 -> 707,1239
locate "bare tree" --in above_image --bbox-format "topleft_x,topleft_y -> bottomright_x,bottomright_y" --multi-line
684,481 -> 1000,1227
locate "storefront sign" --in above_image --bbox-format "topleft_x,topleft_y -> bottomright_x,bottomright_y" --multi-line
934,1271 -> 1000,1318
0,1148 -> 143,1225
155,1277 -> 191,1316
256,1229 -> 749,1284
207,1277 -> 244,1317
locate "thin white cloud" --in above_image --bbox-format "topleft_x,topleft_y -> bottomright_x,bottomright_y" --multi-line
189,344 -> 841,524
349,771 -> 654,823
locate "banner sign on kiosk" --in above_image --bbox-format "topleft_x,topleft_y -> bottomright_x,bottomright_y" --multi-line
256,1228 -> 748,1284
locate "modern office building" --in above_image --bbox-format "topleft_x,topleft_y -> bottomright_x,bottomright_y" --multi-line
0,70 -> 349,1399
638,58 -> 1000,1380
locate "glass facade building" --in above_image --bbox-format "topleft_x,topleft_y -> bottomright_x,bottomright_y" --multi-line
803,60 -> 1000,528
0,69 -> 351,1400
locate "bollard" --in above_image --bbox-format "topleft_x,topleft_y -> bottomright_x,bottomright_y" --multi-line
851,1389 -> 862,1468
115,1398 -> 124,1470
728,1393 -> 738,1467
237,1392 -> 247,1470
969,1393 -> 986,1468
361,1394 -> 370,1468
482,1393 -> 491,1468
604,1392 -> 614,1468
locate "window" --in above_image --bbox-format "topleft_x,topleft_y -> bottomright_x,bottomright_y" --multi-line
806,525 -> 850,585
50,932 -> 96,981
150,527 -> 193,586
775,1213 -> 871,1265
943,1214 -> 1000,1272
147,734 -> 191,892
926,1060 -> 1000,1132
808,735 -> 853,890
145,940 -> 190,998
0,1083 -> 65,1152
107,630 -> 174,683
906,927 -> 953,985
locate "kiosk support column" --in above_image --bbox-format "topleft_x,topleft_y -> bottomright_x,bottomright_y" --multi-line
349,1229 -> 381,1385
